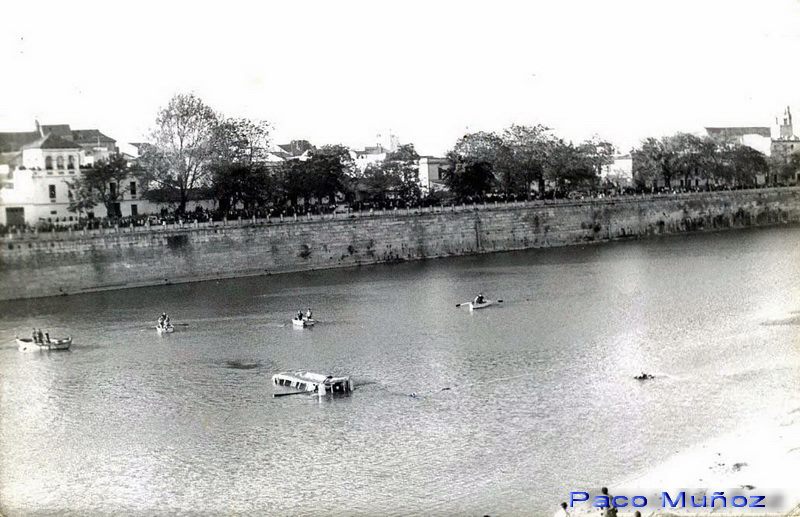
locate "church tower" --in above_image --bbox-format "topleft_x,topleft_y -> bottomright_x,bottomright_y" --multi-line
779,106 -> 794,139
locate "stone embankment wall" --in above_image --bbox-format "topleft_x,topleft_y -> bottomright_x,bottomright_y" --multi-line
1,188 -> 799,301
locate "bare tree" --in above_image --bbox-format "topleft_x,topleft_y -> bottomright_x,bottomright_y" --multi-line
140,93 -> 218,214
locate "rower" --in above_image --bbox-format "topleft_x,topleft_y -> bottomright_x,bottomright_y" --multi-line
474,293 -> 486,305
305,308 -> 313,320
296,310 -> 303,321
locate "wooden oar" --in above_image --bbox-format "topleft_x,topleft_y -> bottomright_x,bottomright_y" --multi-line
456,299 -> 504,308
273,391 -> 311,398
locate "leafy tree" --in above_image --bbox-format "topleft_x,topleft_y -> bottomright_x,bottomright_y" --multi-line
729,144 -> 768,186
544,139 -> 598,191
208,117 -> 273,212
632,137 -> 679,189
361,143 -> 422,205
451,131 -> 504,165
140,93 -> 218,214
307,145 -> 355,202
277,145 -> 354,207
211,117 -> 271,166
67,154 -> 136,218
446,132 -> 503,200
497,124 -> 552,198
444,156 -> 495,200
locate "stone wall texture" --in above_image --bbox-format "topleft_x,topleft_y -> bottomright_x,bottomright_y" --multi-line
2,188 -> 799,301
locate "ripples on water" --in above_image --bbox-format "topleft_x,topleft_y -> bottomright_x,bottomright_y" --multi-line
1,227 -> 799,516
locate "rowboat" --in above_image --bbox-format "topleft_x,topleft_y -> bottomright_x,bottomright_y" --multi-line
469,300 -> 495,310
272,371 -> 353,398
16,336 -> 72,352
292,318 -> 316,328
156,324 -> 174,334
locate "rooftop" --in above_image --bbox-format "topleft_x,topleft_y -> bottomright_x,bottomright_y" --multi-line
705,126 -> 771,138
0,123 -> 116,153
22,133 -> 82,150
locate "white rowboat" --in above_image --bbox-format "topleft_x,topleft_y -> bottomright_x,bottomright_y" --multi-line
156,324 -> 174,334
292,318 -> 316,328
16,336 -> 72,352
469,300 -> 495,310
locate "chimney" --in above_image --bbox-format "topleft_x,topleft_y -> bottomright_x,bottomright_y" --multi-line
35,119 -> 42,136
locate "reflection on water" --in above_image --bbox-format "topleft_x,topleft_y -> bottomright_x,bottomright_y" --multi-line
1,227 -> 799,516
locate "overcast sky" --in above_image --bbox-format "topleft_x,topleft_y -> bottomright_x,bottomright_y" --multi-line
2,0 -> 800,155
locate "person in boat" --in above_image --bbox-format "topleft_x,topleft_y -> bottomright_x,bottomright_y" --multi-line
473,293 -> 487,305
164,314 -> 171,326
32,328 -> 38,343
296,310 -> 303,321
158,313 -> 166,326
37,329 -> 44,344
44,332 -> 51,343
305,308 -> 313,320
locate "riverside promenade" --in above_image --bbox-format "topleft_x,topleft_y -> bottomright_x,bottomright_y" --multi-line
2,187 -> 799,301
3,187 -> 799,243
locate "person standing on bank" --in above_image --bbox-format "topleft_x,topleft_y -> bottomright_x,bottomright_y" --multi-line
553,501 -> 571,516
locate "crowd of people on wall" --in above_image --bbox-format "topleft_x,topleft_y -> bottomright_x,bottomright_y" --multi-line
0,181 -> 792,236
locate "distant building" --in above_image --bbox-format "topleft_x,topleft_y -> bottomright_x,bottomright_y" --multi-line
270,140 -> 314,162
770,107 -> 800,184
418,156 -> 449,192
601,154 -> 633,187
354,144 -> 389,172
705,126 -> 772,156
353,133 -> 401,172
0,122 -> 143,226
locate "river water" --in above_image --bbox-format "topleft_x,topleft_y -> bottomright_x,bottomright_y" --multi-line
1,227 -> 799,516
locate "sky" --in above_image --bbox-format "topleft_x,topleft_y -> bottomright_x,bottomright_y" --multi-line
2,0 -> 800,156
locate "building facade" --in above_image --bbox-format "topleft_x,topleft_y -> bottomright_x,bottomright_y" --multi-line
770,107 -> 800,184
417,156 -> 449,192
0,122 -> 145,227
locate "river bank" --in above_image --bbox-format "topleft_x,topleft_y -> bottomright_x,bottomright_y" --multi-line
619,409 -> 800,516
1,187 -> 799,301
561,406 -> 800,516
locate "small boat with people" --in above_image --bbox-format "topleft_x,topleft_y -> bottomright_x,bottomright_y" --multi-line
272,371 -> 353,398
16,329 -> 72,352
292,308 -> 315,328
456,293 -> 503,311
156,323 -> 174,334
156,312 -> 174,334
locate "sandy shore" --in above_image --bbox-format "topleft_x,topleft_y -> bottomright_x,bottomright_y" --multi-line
568,407 -> 800,516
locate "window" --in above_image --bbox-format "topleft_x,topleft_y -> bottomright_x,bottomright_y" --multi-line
67,155 -> 75,169
48,184 -> 56,200
130,204 -> 138,216
130,181 -> 137,196
50,210 -> 57,215
56,156 -> 64,169
45,156 -> 53,170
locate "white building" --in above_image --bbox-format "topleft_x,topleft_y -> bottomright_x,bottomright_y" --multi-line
417,156 -> 449,192
705,126 -> 772,156
352,133 -> 401,172
0,122 -> 145,227
601,154 -> 633,187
